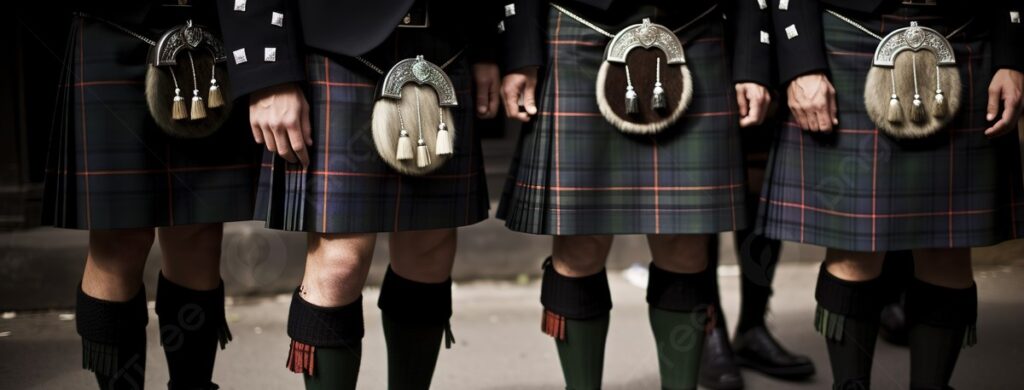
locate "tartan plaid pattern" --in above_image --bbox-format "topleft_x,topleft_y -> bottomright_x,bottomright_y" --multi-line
756,9 -> 1024,252
42,17 -> 261,230
254,51 -> 489,233
497,8 -> 747,235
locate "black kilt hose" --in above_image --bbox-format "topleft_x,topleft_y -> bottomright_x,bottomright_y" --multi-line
497,7 -> 748,236
756,8 -> 1024,252
43,15 -> 260,230
254,35 -> 489,233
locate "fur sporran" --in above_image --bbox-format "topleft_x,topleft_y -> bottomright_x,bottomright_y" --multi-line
863,22 -> 961,139
596,19 -> 693,135
145,21 -> 231,138
370,56 -> 458,175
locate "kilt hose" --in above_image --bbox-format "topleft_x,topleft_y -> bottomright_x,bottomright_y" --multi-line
254,49 -> 489,233
497,7 -> 748,236
43,16 -> 261,230
756,8 -> 1024,252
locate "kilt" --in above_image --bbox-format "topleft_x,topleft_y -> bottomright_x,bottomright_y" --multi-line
756,8 -> 1024,252
42,16 -> 261,230
497,7 -> 747,236
254,49 -> 489,233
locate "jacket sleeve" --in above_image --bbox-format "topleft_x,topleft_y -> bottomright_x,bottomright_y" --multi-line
991,0 -> 1024,72
497,0 -> 547,73
215,0 -> 306,100
732,0 -> 774,86
467,0 -> 501,64
770,0 -> 828,85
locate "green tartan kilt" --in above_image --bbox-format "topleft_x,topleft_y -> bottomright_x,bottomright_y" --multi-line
755,9 -> 1024,252
497,7 -> 748,236
42,16 -> 261,230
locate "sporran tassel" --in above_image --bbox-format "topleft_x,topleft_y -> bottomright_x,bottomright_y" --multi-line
396,107 -> 414,160
172,88 -> 188,121
910,53 -> 926,123
933,65 -> 948,118
416,139 -> 431,168
886,69 -> 904,124
651,57 -> 666,111
190,89 -> 207,120
435,109 -> 453,156
208,64 -> 224,109
625,65 -> 639,115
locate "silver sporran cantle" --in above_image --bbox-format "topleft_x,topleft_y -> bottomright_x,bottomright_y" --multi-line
371,55 -> 458,175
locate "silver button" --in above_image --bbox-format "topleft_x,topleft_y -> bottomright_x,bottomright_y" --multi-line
233,48 -> 247,64
264,47 -> 277,62
1012,11 -> 1021,24
785,24 -> 798,39
233,0 -> 246,12
757,0 -> 767,10
504,3 -> 516,17
760,30 -> 770,44
497,20 -> 505,33
271,12 -> 285,27
779,0 -> 790,10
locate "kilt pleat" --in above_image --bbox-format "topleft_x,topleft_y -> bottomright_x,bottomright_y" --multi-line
756,9 -> 1024,251
42,16 -> 261,230
253,51 -> 489,233
496,7 -> 747,236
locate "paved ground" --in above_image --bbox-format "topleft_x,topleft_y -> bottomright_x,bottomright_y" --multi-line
2,262 -> 1022,390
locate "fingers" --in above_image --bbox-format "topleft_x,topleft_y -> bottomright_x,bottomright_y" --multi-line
827,88 -> 839,126
986,85 -> 1002,122
501,76 -> 524,121
271,123 -> 298,164
985,94 -> 1022,137
522,77 -> 538,116
742,96 -> 764,128
301,98 -> 313,146
736,86 -> 750,119
286,119 -> 310,167
249,106 -> 265,144
487,78 -> 501,119
260,124 -> 277,154
475,78 -> 491,117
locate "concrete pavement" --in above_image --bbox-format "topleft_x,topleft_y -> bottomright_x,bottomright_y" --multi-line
2,262 -> 1023,390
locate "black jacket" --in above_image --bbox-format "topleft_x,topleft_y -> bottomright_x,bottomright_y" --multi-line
771,0 -> 1024,85
496,0 -> 776,87
215,0 -> 500,99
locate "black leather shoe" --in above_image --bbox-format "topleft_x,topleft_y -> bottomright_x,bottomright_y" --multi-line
733,326 -> 815,380
879,302 -> 910,346
699,327 -> 744,390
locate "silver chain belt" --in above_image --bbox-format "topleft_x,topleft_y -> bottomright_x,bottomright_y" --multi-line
550,3 -> 718,39
825,9 -> 973,41
354,48 -> 466,76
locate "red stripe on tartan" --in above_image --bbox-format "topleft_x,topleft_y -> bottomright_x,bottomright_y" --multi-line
322,57 -> 331,232
309,81 -> 375,88
541,111 -> 735,118
547,40 -> 604,46
79,22 -> 92,229
71,80 -> 143,87
515,181 -> 742,192
77,163 -> 256,176
652,137 -> 661,234
799,128 -> 805,243
783,122 -> 986,134
763,198 -> 999,219
554,13 -> 564,235
872,128 -> 879,252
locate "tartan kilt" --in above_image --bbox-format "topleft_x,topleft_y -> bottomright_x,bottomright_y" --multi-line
756,9 -> 1024,252
497,7 -> 748,236
253,51 -> 489,233
42,16 -> 261,230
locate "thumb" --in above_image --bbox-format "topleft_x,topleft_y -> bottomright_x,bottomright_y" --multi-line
523,78 -> 538,115
987,86 -> 1001,122
736,87 -> 750,118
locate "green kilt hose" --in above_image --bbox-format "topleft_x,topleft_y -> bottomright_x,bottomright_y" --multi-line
756,9 -> 1024,252
43,15 -> 260,230
497,7 -> 748,236
255,41 -> 489,233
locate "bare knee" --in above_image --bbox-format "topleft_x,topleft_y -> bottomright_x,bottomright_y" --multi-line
824,249 -> 886,281
389,229 -> 458,283
913,248 -> 973,288
303,233 -> 376,306
158,224 -> 224,290
83,228 -> 155,300
552,235 -> 613,276
647,234 -> 710,273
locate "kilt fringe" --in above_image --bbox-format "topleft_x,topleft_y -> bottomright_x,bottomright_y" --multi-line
444,322 -> 456,349
542,309 -> 567,341
218,321 -> 233,350
963,324 -> 977,349
286,340 -> 316,376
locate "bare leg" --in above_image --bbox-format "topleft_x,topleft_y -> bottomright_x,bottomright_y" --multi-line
81,228 -> 155,300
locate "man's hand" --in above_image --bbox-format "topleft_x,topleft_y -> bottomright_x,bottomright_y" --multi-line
985,68 -> 1024,137
787,72 -> 838,132
249,83 -> 312,167
501,66 -> 539,122
473,63 -> 501,119
736,82 -> 772,127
